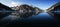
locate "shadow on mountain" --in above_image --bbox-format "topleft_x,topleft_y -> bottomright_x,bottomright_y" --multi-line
11,4 -> 43,13
0,3 -> 12,11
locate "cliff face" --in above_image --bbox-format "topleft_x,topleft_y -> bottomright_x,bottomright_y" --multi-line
11,4 -> 42,13
19,4 -> 34,11
0,3 -> 12,11
47,2 -> 60,12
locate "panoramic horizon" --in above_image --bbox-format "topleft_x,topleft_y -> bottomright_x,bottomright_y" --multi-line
0,0 -> 60,10
0,0 -> 60,27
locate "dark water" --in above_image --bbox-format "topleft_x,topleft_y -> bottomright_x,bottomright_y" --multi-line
0,11 -> 60,27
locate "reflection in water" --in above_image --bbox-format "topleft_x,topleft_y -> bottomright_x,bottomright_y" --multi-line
0,11 -> 40,21
47,12 -> 60,19
0,11 -> 41,27
0,12 -> 11,19
47,12 -> 60,26
0,11 -> 60,27
11,11 -> 40,18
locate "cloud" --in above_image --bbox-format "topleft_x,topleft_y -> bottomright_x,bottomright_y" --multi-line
0,0 -> 23,7
10,1 -> 23,7
11,1 -> 19,7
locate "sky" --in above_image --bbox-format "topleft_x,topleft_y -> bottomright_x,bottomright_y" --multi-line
0,0 -> 60,10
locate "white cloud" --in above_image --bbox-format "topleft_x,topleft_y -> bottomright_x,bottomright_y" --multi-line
0,0 -> 23,7
10,1 -> 23,7
11,1 -> 19,7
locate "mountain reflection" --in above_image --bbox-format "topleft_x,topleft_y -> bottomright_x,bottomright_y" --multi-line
9,11 -> 40,18
0,12 -> 11,18
0,11 -> 40,20
47,12 -> 60,19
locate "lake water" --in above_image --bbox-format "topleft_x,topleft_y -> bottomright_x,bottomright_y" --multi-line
0,12 -> 60,27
